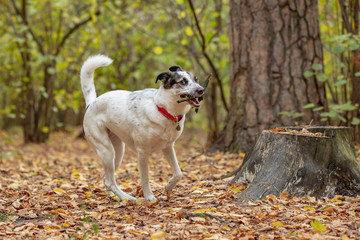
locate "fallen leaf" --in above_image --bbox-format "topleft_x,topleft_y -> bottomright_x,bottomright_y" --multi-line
53,188 -> 65,194
221,225 -> 231,231
310,220 -> 327,232
303,206 -> 315,211
271,221 -> 284,227
193,208 -> 216,213
150,231 -> 166,239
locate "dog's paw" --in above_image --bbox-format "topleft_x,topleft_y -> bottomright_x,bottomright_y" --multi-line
165,184 -> 173,194
144,195 -> 157,202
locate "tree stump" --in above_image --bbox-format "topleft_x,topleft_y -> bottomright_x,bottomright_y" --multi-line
230,126 -> 360,201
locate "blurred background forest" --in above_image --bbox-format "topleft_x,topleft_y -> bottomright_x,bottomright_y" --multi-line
0,0 -> 359,152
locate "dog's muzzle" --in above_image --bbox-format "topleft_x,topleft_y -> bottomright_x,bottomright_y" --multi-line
179,87 -> 204,108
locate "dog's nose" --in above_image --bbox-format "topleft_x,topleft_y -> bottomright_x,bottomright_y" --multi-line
196,87 -> 204,95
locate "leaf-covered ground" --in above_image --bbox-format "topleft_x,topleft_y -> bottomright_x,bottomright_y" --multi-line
0,128 -> 359,239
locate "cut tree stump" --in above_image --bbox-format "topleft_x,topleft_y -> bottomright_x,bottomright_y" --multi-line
230,126 -> 360,201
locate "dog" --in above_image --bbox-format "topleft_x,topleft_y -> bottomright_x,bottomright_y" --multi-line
80,55 -> 204,201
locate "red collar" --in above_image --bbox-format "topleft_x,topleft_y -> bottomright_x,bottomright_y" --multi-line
156,105 -> 183,122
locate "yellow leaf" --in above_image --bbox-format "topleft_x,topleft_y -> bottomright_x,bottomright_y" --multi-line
44,226 -> 59,230
193,208 -> 216,213
111,195 -> 120,200
53,188 -> 65,194
303,206 -> 315,211
147,199 -> 160,207
349,211 -> 356,216
203,231 -> 212,237
178,11 -> 186,19
214,153 -> 221,159
239,152 -> 245,158
150,231 -> 166,239
71,169 -> 79,177
175,0 -> 183,4
122,183 -> 131,188
85,191 -> 92,196
271,221 -> 284,227
41,126 -> 49,133
229,188 -> 241,192
310,220 -> 327,232
342,235 -> 350,240
62,223 -> 70,227
52,208 -> 68,214
185,27 -> 194,36
221,225 -> 231,231
331,195 -> 343,203
106,211 -> 118,215
153,46 -> 163,55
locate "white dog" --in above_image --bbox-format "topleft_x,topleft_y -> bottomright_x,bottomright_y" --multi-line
80,55 -> 204,201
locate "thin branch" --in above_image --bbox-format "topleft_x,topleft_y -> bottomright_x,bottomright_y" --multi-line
182,212 -> 226,223
187,0 -> 229,112
338,0 -> 352,33
10,0 -> 45,55
354,0 -> 359,34
188,0 -> 206,52
55,10 -> 100,56
55,10 -> 63,47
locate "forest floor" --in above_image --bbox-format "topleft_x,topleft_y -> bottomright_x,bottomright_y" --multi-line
0,128 -> 359,239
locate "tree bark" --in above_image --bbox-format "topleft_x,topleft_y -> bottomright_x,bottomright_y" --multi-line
209,0 -> 327,153
230,126 -> 360,201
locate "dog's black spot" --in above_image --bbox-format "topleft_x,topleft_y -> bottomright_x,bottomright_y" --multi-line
155,72 -> 172,84
169,78 -> 177,86
169,66 -> 183,72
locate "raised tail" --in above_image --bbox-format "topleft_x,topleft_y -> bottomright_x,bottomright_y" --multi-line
80,55 -> 113,107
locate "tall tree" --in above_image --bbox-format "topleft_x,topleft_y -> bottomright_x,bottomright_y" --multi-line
210,0 -> 327,152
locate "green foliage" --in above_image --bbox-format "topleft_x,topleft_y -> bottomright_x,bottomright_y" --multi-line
0,0 -> 230,140
278,111 -> 304,119
300,1 -> 360,127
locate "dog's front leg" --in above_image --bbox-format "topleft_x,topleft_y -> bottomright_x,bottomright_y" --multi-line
137,151 -> 156,201
162,145 -> 183,193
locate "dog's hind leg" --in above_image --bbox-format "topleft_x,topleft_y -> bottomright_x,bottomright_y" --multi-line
109,132 -> 125,171
87,127 -> 136,202
163,144 -> 183,194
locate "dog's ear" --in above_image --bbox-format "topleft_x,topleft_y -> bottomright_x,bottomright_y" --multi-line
169,66 -> 183,72
156,72 -> 173,89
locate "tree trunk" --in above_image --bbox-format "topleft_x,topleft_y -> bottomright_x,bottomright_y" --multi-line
209,0 -> 327,153
230,126 -> 360,201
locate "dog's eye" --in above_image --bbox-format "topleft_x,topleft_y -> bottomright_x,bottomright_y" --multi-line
180,79 -> 188,85
194,76 -> 199,83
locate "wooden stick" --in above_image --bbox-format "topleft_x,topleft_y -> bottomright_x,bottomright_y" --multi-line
177,74 -> 212,103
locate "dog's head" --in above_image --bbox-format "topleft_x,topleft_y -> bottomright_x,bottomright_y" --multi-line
155,66 -> 204,108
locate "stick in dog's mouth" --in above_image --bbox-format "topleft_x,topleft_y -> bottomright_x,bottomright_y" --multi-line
178,94 -> 201,108
177,74 -> 212,110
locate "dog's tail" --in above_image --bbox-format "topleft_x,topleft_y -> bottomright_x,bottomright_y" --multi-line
80,55 -> 113,107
